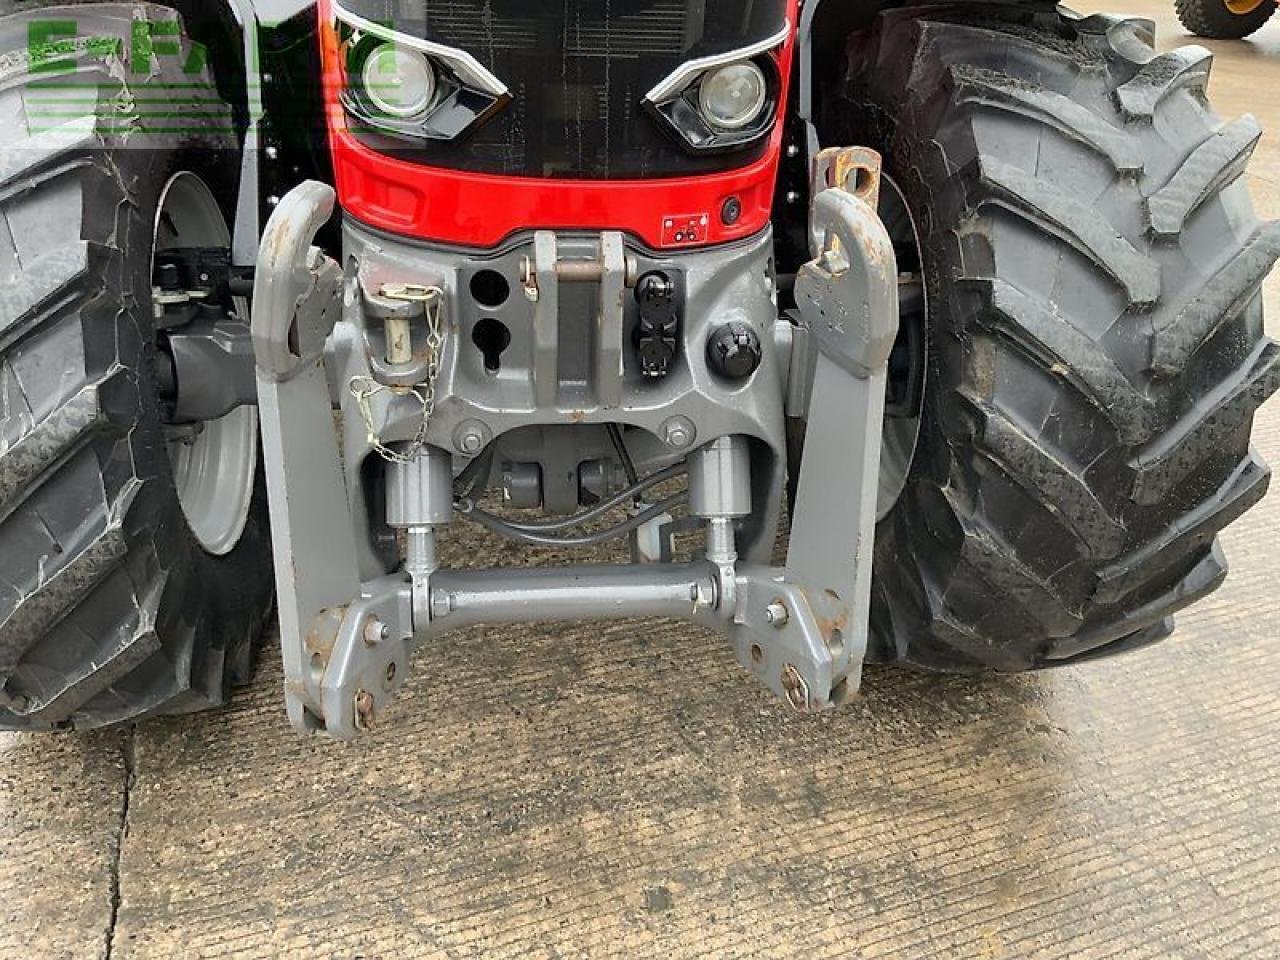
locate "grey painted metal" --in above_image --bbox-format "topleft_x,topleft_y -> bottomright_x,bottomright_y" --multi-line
800,201 -> 898,377
252,158 -> 896,737
784,312 -> 816,417
252,181 -> 361,732
429,564 -> 722,631
596,233 -> 626,410
319,576 -> 415,737
230,0 -> 263,267
386,446 -> 454,528
334,222 -> 789,568
876,174 -> 928,520
777,152 -> 898,704
155,171 -> 260,558
386,444 -> 453,628
689,437 -> 753,519
532,232 -> 562,410
166,319 -> 258,422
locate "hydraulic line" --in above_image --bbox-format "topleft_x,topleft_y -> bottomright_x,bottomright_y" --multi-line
453,442 -> 496,500
607,423 -> 641,491
496,463 -> 686,533
459,494 -> 686,548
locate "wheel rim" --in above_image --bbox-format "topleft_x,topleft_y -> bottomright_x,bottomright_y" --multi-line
876,175 -> 928,521
1224,0 -> 1265,14
154,173 -> 258,556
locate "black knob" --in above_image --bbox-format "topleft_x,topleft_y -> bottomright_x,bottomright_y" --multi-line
636,272 -> 675,308
721,196 -> 742,225
634,272 -> 681,379
707,323 -> 762,380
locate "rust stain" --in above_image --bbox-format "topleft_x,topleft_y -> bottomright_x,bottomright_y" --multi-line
305,606 -> 345,660
815,609 -> 850,643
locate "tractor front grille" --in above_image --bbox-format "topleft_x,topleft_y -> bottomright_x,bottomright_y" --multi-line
339,0 -> 788,178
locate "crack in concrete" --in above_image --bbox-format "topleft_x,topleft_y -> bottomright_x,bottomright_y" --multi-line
102,728 -> 135,960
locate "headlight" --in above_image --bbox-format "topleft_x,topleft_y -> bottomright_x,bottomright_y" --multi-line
698,62 -> 768,131
330,3 -> 510,142
640,22 -> 788,154
361,44 -> 436,119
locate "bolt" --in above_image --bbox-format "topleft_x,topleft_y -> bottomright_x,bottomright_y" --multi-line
354,690 -> 376,731
781,665 -> 809,713
453,420 -> 492,456
265,145 -> 280,161
267,195 -> 281,208
765,600 -> 790,628
661,416 -> 696,450
786,143 -> 801,158
362,617 -> 390,647
785,190 -> 801,204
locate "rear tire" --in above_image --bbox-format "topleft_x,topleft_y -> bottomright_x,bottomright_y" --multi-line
821,5 -> 1280,672
0,5 -> 274,729
1175,0 -> 1274,40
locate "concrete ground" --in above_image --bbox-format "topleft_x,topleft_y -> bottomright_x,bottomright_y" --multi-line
4,2 -> 1280,957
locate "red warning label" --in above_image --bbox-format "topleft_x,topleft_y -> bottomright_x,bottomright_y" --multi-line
661,213 -> 711,246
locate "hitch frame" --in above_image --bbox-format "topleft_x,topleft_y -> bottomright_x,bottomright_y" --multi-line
251,149 -> 898,738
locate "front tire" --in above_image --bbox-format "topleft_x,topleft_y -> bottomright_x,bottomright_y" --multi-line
0,5 -> 274,729
822,5 -> 1280,672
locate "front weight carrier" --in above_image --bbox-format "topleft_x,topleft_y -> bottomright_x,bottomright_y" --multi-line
252,150 -> 899,740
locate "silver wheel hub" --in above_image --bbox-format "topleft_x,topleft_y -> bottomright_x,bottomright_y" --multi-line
876,175 -> 928,521
154,173 -> 258,556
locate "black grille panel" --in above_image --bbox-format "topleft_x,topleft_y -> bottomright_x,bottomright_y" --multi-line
340,0 -> 788,178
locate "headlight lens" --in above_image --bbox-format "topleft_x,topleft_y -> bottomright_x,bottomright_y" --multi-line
697,62 -> 768,131
361,44 -> 436,119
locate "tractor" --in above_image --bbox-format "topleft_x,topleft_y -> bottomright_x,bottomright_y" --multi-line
0,0 -> 1276,738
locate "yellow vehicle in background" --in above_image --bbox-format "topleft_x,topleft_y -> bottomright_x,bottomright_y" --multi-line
1177,0 -> 1276,37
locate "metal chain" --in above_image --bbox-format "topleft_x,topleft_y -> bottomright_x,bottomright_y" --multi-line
348,286 -> 446,464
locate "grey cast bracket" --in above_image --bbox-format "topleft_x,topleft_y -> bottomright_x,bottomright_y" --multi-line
251,147 -> 898,737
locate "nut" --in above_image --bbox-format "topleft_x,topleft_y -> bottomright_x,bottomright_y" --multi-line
765,600 -> 790,628
453,420 -> 492,456
362,617 -> 390,647
660,416 -> 696,450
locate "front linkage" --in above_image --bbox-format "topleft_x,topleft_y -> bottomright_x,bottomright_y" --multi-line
252,148 -> 897,739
